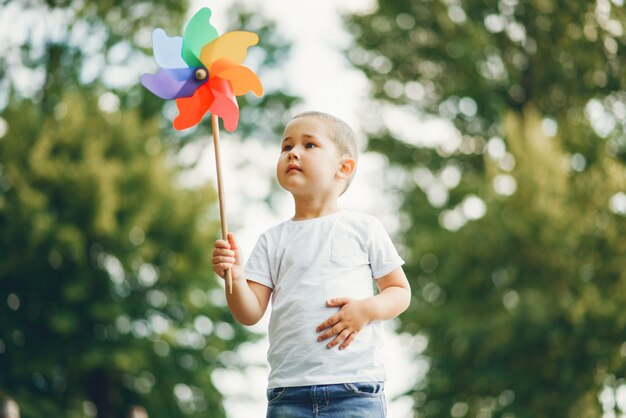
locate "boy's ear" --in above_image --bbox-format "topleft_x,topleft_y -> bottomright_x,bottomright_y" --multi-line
337,156 -> 356,179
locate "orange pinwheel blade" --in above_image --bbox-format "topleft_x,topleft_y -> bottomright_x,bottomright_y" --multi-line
209,77 -> 239,132
200,31 -> 259,68
209,57 -> 233,75
211,58 -> 263,96
173,84 -> 214,130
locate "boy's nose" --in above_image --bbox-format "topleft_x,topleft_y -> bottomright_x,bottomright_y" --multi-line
288,149 -> 299,159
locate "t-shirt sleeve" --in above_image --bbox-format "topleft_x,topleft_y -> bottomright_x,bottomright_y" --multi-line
245,233 -> 274,289
368,218 -> 405,279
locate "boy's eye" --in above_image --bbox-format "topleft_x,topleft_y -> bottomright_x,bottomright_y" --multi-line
282,144 -> 293,152
305,142 -> 316,149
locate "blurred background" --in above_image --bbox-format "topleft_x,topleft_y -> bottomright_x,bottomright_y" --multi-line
1,0 -> 626,417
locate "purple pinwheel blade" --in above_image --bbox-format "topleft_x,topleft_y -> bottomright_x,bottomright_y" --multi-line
141,67 -> 206,100
152,29 -> 187,69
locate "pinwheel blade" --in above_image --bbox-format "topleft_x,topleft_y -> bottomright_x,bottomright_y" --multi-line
173,84 -> 214,130
182,7 -> 219,68
141,67 -> 205,99
211,59 -> 263,96
209,77 -> 239,132
152,29 -> 187,69
200,31 -> 259,69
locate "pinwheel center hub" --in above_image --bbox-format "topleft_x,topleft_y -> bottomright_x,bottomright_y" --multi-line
194,68 -> 208,81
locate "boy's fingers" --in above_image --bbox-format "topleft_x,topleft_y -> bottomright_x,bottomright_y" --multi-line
339,334 -> 355,350
317,331 -> 330,342
215,263 -> 231,270
213,261 -> 233,274
316,314 -> 339,332
326,298 -> 350,307
213,249 -> 235,257
317,323 -> 343,342
213,263 -> 231,275
215,239 -> 231,249
213,256 -> 235,264
316,327 -> 335,341
227,232 -> 239,250
327,329 -> 351,349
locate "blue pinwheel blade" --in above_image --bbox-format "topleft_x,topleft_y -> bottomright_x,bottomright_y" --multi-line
152,28 -> 187,69
141,67 -> 205,99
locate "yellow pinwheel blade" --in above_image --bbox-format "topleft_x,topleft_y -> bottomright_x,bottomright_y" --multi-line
211,58 -> 263,96
200,31 -> 259,68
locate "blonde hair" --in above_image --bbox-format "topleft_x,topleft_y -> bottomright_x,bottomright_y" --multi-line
291,111 -> 358,194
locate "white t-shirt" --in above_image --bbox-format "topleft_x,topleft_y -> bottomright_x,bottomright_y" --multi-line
245,210 -> 404,389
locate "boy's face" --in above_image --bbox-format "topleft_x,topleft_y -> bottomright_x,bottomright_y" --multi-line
277,116 -> 344,198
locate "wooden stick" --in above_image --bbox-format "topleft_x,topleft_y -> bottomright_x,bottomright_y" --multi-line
211,114 -> 232,294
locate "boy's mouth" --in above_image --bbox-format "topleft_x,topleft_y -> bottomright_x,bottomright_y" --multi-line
286,163 -> 302,173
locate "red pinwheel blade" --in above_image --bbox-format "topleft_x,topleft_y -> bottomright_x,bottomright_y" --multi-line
173,84 -> 214,130
208,77 -> 239,132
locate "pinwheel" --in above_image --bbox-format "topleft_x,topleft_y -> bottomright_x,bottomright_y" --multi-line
141,7 -> 264,292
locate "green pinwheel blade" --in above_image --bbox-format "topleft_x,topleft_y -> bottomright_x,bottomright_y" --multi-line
182,8 -> 219,68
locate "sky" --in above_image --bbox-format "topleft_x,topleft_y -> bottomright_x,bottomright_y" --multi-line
187,1 -> 428,417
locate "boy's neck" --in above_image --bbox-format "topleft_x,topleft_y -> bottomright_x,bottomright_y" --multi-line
291,197 -> 339,221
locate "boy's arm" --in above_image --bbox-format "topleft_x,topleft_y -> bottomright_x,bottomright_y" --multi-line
226,279 -> 272,326
366,267 -> 412,320
316,267 -> 411,350
212,232 -> 272,326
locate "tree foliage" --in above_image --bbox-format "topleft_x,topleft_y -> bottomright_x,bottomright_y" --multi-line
346,1 -> 626,417
0,91 -> 242,418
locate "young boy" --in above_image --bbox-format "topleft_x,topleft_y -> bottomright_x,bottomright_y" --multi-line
211,111 -> 411,417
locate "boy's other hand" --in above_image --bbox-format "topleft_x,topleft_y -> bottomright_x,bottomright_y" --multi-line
315,298 -> 370,350
211,232 -> 244,281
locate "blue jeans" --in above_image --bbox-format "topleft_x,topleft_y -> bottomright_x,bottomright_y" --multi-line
266,381 -> 386,418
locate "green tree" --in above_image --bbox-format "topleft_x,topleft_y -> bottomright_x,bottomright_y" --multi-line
0,1 -> 298,417
346,1 -> 626,417
0,91 -> 239,418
